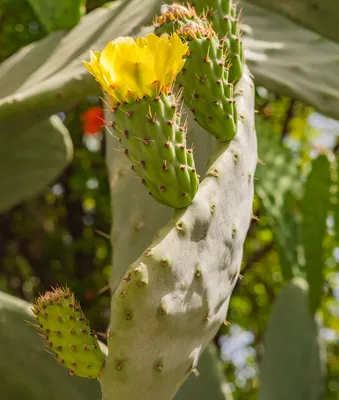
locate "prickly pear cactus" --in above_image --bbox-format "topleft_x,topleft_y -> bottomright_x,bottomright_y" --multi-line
32,1 -> 257,398
32,287 -> 104,379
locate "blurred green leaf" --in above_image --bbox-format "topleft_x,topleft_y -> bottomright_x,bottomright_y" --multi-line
301,155 -> 331,313
259,278 -> 324,400
0,115 -> 73,212
175,345 -> 230,400
255,118 -> 301,279
28,0 -> 86,32
334,156 -> 339,246
244,0 -> 339,45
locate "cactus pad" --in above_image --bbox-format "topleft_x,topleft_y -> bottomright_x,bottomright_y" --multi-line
187,0 -> 244,83
156,8 -> 239,142
109,93 -> 199,208
32,287 -> 104,379
100,67 -> 257,400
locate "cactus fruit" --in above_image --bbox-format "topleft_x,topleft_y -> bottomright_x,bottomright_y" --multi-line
32,287 -> 105,379
155,9 -> 238,142
84,33 -> 199,208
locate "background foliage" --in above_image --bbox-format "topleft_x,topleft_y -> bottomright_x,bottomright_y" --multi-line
0,0 -> 339,399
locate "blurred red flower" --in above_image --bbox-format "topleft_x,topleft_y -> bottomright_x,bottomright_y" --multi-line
81,106 -> 105,135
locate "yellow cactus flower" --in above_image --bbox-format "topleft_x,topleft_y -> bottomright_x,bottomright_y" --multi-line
83,33 -> 188,106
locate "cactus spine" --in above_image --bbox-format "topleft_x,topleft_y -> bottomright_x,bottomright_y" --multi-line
32,1 -> 257,398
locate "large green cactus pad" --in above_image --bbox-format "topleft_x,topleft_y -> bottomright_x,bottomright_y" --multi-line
259,278 -> 324,400
100,68 -> 257,400
0,291 -> 103,399
0,115 -> 73,212
301,155 -> 331,313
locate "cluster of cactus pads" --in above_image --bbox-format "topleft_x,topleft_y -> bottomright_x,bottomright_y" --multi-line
32,1 -> 257,399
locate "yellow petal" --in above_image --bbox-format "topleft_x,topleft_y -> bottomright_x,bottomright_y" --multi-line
83,33 -> 187,105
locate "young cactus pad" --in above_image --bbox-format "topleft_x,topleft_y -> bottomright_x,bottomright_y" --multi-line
32,287 -> 104,379
192,0 -> 245,83
84,33 -> 199,209
155,8 -> 238,141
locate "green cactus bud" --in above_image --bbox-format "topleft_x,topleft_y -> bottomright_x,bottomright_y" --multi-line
32,287 -> 105,379
158,17 -> 238,141
154,3 -> 204,35
192,0 -> 244,83
110,93 -> 199,208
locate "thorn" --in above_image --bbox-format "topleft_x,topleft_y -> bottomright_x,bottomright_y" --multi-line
97,284 -> 110,295
94,229 -> 111,240
252,215 -> 260,221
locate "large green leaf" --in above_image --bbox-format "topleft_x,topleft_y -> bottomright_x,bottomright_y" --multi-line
0,115 -> 72,212
245,0 -> 339,45
0,0 -> 162,132
259,278 -> 324,400
241,1 -> 339,121
28,0 -> 86,32
301,155 -> 331,313
255,118 -> 301,279
0,291 -> 104,399
335,156 -> 339,245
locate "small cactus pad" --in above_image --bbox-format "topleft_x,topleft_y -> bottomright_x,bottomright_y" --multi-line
192,0 -> 244,83
156,7 -> 239,142
110,93 -> 199,208
32,287 -> 104,379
